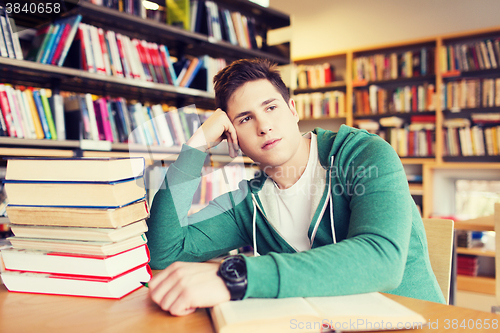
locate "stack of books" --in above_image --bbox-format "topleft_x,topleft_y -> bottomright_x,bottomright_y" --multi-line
0,157 -> 151,299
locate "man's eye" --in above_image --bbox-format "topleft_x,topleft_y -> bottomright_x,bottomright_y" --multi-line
267,105 -> 276,111
240,116 -> 251,123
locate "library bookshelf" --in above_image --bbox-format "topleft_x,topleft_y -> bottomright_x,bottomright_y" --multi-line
0,1 -> 290,241
293,26 -> 500,296
0,0 -> 289,160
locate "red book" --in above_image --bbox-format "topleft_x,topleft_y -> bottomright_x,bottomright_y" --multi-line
411,115 -> 436,123
426,129 -> 433,156
2,244 -> 150,277
133,39 -> 152,82
0,85 -> 15,137
1,263 -> 151,299
411,85 -> 418,111
50,24 -> 71,65
158,46 -> 174,85
98,98 -> 114,142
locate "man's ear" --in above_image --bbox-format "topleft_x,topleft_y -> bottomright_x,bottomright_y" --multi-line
288,98 -> 299,121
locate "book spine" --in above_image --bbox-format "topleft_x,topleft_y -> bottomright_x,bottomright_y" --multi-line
57,15 -> 83,66
39,89 -> 58,140
32,90 -> 51,138
24,89 -> 45,139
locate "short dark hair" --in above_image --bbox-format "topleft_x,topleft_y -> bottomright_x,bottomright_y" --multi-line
213,58 -> 290,112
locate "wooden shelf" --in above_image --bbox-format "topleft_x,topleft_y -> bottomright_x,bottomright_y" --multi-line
0,57 -> 216,108
293,81 -> 347,94
456,247 -> 496,257
351,75 -> 436,87
409,183 -> 424,195
456,275 -> 496,295
354,111 -> 436,121
454,215 -> 494,232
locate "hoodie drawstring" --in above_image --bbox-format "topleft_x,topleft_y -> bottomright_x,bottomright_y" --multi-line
251,193 -> 260,257
250,155 -> 336,256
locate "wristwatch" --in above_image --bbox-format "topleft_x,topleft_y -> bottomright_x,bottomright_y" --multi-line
217,255 -> 248,301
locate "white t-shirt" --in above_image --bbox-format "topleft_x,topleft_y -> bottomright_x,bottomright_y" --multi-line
271,133 -> 320,252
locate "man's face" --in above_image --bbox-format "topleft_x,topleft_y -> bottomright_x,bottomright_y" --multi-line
226,79 -> 301,168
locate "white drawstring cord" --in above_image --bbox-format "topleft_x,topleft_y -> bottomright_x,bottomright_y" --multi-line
251,194 -> 260,257
330,156 -> 337,244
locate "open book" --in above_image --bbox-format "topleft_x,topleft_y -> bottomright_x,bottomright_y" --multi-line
210,292 -> 427,333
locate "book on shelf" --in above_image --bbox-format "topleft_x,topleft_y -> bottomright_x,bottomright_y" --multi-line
167,0 -> 190,30
441,38 -> 500,73
355,83 -> 435,116
295,63 -> 336,89
442,78 -> 500,111
0,263 -> 151,299
0,5 -> 23,60
210,292 -> 426,333
5,199 -> 149,228
294,91 -> 345,119
353,47 -> 435,83
9,219 -> 148,242
1,243 -> 149,277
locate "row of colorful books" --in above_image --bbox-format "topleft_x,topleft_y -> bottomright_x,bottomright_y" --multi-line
0,83 -> 215,146
85,0 -> 260,51
190,0 -> 259,50
294,91 -> 346,119
443,123 -> 500,157
64,93 -> 213,146
352,47 -> 435,83
442,78 -> 500,111
295,63 -> 337,90
26,14 -> 82,66
191,165 -> 252,207
353,83 -> 436,116
85,0 -> 149,19
0,84 -> 63,140
0,6 -> 23,60
1,157 -> 151,298
380,124 -> 435,158
441,38 -> 500,73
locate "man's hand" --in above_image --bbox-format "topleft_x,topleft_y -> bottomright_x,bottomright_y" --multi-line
148,261 -> 231,316
186,109 -> 239,158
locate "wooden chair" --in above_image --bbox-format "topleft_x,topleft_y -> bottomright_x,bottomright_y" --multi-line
422,218 -> 455,305
493,203 -> 500,314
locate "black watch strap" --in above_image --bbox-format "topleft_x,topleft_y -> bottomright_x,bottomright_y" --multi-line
218,255 -> 248,301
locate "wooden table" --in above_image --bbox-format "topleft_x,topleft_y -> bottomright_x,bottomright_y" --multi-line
0,284 -> 499,333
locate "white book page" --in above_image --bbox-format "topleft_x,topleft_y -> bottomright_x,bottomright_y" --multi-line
306,293 -> 426,331
217,297 -> 318,326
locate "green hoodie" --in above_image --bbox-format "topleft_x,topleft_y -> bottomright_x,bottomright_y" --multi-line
146,125 -> 445,304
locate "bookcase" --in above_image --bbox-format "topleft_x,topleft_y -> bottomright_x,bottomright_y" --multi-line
0,0 -> 290,239
292,26 -> 500,296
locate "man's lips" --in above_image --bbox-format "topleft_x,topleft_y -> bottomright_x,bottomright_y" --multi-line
261,138 -> 281,150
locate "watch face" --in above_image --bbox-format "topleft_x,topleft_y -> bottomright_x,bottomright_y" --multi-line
221,257 -> 247,283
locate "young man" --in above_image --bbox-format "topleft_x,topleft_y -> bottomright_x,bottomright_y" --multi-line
146,59 -> 445,316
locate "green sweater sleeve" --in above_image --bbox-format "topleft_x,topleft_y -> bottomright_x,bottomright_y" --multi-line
244,134 -> 413,299
146,144 -> 250,269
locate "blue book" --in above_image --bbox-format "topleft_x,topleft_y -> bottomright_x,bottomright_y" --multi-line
185,57 -> 204,87
45,22 -> 67,64
145,106 -> 161,145
160,45 -> 178,86
40,23 -> 61,64
32,90 -> 51,139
